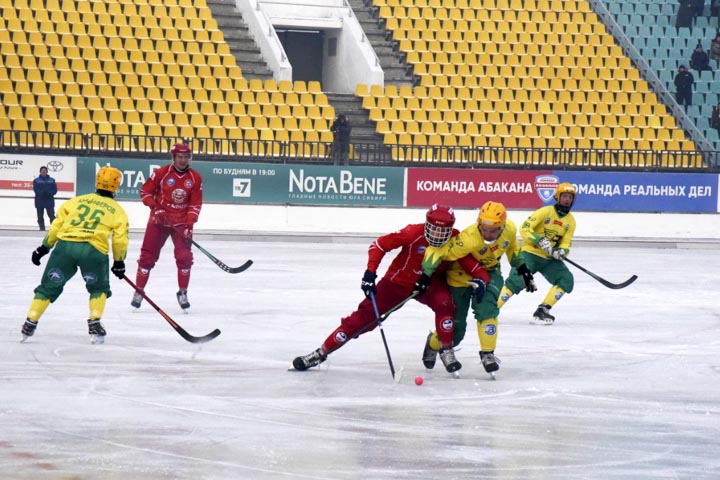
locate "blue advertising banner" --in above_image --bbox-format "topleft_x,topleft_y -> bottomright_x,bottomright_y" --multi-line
555,171 -> 717,213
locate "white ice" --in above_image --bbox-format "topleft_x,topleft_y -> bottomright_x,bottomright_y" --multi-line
1,231 -> 719,480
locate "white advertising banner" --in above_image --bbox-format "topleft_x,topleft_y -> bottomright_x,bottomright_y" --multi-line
0,154 -> 76,199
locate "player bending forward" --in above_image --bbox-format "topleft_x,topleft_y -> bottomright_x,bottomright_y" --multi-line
293,204 -> 464,375
420,201 -> 536,375
21,166 -> 129,344
498,182 -> 577,325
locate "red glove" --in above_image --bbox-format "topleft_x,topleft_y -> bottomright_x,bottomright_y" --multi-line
153,207 -> 168,225
182,224 -> 193,240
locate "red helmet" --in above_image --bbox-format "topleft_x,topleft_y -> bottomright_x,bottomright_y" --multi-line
170,142 -> 192,157
424,204 -> 455,247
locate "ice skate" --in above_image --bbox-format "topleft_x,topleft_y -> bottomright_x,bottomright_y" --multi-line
20,319 -> 37,343
480,351 -> 500,379
439,347 -> 462,377
131,291 -> 143,309
421,331 -> 437,369
88,319 -> 106,344
177,290 -> 190,312
531,304 -> 555,325
292,348 -> 327,371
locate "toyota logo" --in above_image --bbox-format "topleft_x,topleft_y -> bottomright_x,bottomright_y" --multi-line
46,160 -> 64,172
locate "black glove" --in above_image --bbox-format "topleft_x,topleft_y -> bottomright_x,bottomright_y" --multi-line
111,260 -> 126,279
467,277 -> 486,303
31,244 -> 50,266
517,264 -> 537,293
361,270 -> 377,298
413,273 -> 431,296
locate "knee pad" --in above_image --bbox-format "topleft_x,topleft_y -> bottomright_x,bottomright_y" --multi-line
137,253 -> 157,271
558,276 -> 574,294
176,250 -> 193,270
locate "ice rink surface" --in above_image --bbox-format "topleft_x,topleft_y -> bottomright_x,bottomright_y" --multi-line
1,232 -> 719,480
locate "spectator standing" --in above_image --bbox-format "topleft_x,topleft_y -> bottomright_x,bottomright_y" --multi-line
674,65 -> 695,109
712,0 -> 720,20
330,114 -> 352,165
676,0 -> 696,27
33,166 -> 57,231
692,0 -> 705,19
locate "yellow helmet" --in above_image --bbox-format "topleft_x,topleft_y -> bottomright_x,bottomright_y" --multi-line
477,201 -> 507,229
553,182 -> 577,201
554,182 -> 576,215
96,166 -> 122,193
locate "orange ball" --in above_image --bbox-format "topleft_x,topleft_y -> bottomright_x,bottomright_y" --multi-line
414,376 -> 424,386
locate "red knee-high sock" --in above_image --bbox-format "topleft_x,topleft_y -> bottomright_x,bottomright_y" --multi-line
135,266 -> 150,290
178,268 -> 191,291
321,325 -> 350,354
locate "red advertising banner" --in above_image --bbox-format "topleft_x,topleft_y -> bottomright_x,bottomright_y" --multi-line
0,180 -> 74,191
406,168 -> 554,209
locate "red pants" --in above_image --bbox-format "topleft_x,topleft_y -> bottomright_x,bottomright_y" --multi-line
136,223 -> 193,290
321,275 -> 455,354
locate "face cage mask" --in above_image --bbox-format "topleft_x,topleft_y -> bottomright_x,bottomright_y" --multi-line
424,223 -> 453,247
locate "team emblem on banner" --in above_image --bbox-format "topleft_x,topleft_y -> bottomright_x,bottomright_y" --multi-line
534,175 -> 559,203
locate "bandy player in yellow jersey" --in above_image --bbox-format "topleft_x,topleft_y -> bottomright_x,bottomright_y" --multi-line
420,201 -> 537,376
498,182 -> 577,325
21,166 -> 129,344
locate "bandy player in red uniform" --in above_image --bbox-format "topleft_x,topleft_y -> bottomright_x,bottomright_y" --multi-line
131,143 -> 203,311
293,204 -> 480,375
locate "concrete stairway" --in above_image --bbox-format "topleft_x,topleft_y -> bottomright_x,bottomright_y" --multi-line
347,0 -> 418,87
326,93 -> 385,147
206,0 -> 274,80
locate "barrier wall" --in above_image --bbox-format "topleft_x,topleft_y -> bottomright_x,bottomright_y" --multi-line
1,154 -> 719,241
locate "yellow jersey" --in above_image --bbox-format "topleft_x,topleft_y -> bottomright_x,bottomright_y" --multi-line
423,219 -> 524,288
44,192 -> 129,261
520,205 -> 576,258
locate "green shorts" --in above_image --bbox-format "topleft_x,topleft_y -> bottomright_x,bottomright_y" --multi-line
35,240 -> 111,302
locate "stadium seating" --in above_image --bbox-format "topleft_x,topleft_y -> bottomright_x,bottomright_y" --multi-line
606,0 -> 719,153
365,0 -> 700,165
0,0 -> 709,166
0,0 -> 334,155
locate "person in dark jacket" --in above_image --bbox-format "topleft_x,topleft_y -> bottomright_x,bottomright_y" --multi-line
692,0 -> 705,18
676,0 -> 697,27
674,65 -> 695,109
712,0 -> 720,18
690,44 -> 714,71
33,166 -> 57,231
710,33 -> 720,65
330,114 -> 352,165
711,103 -> 720,132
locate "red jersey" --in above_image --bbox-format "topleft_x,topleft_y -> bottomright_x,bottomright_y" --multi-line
367,223 -> 459,288
140,164 -> 203,226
